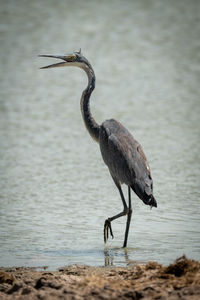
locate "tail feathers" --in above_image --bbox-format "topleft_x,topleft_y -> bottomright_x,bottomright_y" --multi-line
131,183 -> 157,208
149,195 -> 157,208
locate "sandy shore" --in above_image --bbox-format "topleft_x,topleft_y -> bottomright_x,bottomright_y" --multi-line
0,255 -> 200,299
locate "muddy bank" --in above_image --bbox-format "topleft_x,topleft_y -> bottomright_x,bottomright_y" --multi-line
0,255 -> 200,299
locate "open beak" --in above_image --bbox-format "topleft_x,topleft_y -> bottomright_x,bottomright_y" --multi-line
39,54 -> 69,69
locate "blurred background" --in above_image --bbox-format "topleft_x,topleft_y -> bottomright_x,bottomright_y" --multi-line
0,0 -> 199,270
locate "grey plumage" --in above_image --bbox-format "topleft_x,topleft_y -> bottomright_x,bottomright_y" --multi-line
100,119 -> 156,207
39,51 -> 157,248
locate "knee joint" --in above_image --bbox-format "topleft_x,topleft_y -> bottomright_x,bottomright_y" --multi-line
123,207 -> 128,215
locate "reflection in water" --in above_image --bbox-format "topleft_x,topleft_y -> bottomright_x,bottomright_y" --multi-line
104,248 -> 114,266
104,247 -> 135,267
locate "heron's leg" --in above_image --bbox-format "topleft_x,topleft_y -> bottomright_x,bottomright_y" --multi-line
104,185 -> 128,243
123,186 -> 132,248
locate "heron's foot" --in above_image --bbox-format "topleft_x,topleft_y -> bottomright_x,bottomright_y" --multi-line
104,218 -> 114,243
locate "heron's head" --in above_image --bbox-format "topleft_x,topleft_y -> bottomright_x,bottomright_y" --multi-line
39,49 -> 89,70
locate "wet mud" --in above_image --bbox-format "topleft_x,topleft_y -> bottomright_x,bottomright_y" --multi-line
0,255 -> 200,299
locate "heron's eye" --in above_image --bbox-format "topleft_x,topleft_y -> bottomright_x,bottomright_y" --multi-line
66,54 -> 76,61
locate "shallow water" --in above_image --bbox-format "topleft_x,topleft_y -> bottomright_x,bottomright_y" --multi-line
0,0 -> 200,270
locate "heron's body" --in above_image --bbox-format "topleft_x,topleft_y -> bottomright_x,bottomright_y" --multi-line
40,51 -> 157,247
100,119 -> 154,205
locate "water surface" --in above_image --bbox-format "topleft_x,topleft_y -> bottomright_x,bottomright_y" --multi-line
0,0 -> 200,269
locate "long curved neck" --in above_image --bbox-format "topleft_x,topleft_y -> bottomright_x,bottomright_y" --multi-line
80,63 -> 100,142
